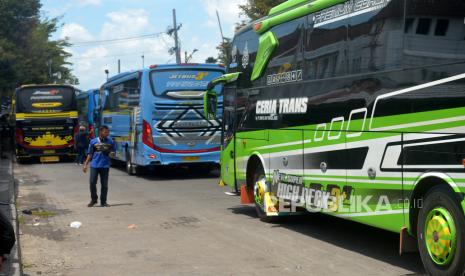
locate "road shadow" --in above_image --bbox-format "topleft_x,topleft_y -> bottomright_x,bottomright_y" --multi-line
229,205 -> 425,275
111,162 -> 220,181
105,203 -> 133,207
15,157 -> 75,165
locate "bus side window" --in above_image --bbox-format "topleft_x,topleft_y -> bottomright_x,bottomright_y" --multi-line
108,78 -> 140,112
108,85 -> 121,112
405,0 -> 465,67
235,29 -> 259,89
348,0 -> 404,74
124,78 -> 140,108
265,16 -> 305,79
305,4 -> 348,80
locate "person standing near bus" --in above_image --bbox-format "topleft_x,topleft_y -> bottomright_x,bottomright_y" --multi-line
82,126 -> 116,207
74,125 -> 89,165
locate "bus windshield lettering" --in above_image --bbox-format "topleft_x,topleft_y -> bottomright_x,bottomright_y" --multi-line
151,70 -> 224,95
16,87 -> 76,113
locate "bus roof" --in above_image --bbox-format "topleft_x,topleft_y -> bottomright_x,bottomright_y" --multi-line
103,71 -> 141,88
148,63 -> 225,71
18,84 -> 76,90
268,0 -> 311,16
76,88 -> 98,99
236,0 -> 346,35
102,63 -> 225,88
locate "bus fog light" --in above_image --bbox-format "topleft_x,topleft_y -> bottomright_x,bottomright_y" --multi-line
149,154 -> 157,159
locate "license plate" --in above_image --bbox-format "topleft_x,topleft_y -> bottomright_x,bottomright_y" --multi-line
183,156 -> 200,162
174,121 -> 209,128
40,156 -> 59,163
43,150 -> 56,154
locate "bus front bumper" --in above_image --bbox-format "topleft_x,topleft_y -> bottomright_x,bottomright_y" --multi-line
16,144 -> 76,158
141,150 -> 220,166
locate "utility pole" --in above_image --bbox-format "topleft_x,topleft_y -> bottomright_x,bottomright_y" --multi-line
47,60 -> 52,82
118,59 -> 121,74
172,9 -> 181,64
216,10 -> 226,44
141,54 -> 145,69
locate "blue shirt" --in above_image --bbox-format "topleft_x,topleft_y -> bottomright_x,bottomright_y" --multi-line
87,137 -> 116,168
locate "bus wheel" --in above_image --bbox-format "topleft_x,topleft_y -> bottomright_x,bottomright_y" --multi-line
417,185 -> 465,276
251,164 -> 277,223
125,150 -> 137,176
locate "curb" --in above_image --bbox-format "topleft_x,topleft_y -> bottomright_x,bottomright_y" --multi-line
0,153 -> 21,276
10,199 -> 23,276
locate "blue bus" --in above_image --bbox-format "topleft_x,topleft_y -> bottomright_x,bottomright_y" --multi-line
76,89 -> 100,139
101,64 -> 225,175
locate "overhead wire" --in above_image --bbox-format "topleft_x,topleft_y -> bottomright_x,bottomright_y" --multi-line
66,31 -> 173,61
69,32 -> 167,47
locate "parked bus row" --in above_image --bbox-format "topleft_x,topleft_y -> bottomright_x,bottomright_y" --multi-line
10,64 -> 225,173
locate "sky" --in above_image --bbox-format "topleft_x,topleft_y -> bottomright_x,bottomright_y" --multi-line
40,0 -> 247,90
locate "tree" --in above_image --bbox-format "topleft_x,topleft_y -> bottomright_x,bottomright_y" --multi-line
23,17 -> 75,85
205,57 -> 218,64
216,38 -> 232,65
239,0 -> 287,21
0,0 -> 77,99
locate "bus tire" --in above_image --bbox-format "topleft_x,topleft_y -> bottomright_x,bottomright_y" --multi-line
417,185 -> 465,276
125,150 -> 137,176
251,163 -> 278,223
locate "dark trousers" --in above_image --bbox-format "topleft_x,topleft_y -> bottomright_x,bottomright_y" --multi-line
89,168 -> 109,204
75,147 -> 86,164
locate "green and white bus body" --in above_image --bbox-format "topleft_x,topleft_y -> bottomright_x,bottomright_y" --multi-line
213,0 -> 465,274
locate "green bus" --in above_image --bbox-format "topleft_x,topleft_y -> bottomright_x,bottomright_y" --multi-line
205,0 -> 465,274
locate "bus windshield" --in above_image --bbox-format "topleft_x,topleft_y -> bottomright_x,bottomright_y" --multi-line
150,69 -> 224,96
16,86 -> 76,113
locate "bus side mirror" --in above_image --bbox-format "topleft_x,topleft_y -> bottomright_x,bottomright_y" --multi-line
203,72 -> 241,120
204,90 -> 218,120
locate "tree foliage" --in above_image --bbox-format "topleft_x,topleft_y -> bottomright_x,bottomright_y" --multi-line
239,0 -> 287,21
216,38 -> 232,65
205,57 -> 218,64
0,0 -> 77,100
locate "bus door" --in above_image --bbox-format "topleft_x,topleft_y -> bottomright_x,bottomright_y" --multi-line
129,106 -> 141,163
221,85 -> 236,189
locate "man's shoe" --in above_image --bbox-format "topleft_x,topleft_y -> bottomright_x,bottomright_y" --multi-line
87,201 -> 97,207
101,203 -> 110,207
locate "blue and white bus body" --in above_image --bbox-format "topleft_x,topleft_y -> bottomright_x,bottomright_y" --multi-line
76,89 -> 100,138
100,64 -> 225,173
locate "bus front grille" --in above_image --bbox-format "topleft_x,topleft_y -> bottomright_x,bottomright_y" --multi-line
153,102 -> 222,144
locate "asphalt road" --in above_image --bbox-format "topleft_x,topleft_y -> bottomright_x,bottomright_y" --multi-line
15,162 -> 426,276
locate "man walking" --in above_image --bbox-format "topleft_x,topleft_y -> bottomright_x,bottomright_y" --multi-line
83,126 -> 116,207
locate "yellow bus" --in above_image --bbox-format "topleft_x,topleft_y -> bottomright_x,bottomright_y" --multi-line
12,84 -> 79,162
